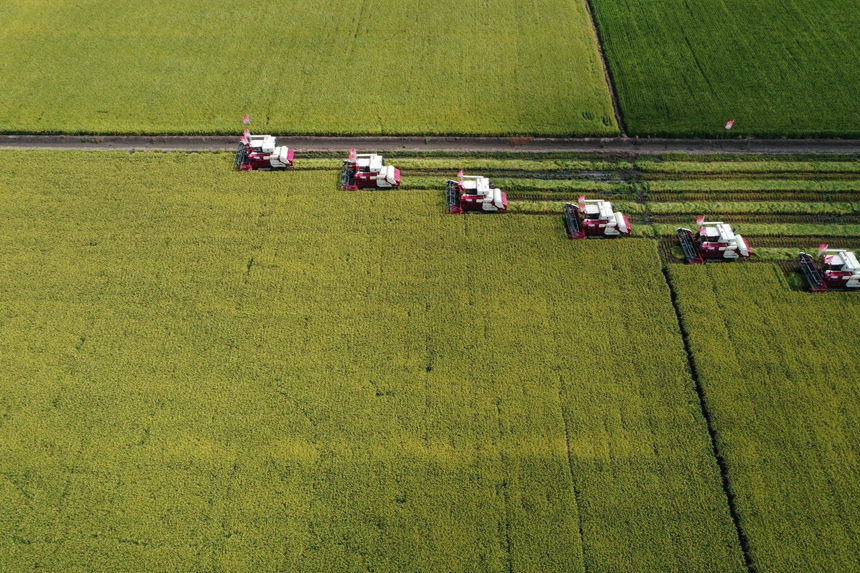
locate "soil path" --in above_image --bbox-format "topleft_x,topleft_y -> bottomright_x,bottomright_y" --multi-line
2,135 -> 860,155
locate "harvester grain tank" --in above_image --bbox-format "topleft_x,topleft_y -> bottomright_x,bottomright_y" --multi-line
235,130 -> 294,170
340,149 -> 401,190
563,196 -> 630,238
445,170 -> 507,213
798,245 -> 860,291
676,217 -> 751,263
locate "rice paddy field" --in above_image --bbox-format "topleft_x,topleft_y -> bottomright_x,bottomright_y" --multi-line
589,0 -> 860,137
0,152 -> 748,572
3,150 -> 860,572
670,265 -> 860,572
0,0 -> 616,136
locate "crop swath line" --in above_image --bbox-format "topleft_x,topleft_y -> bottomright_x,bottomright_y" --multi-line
660,268 -> 756,573
494,400 -> 514,573
557,375 -> 590,573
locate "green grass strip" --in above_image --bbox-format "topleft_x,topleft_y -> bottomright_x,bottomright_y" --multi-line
634,224 -> 860,237
507,200 -> 644,214
644,179 -> 860,192
637,161 -> 860,174
648,202 -> 860,215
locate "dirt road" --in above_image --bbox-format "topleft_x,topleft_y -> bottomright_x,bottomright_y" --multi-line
1,134 -> 860,155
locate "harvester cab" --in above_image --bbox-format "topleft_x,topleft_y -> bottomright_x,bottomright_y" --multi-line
563,197 -> 630,238
340,148 -> 401,190
445,170 -> 507,213
798,246 -> 860,291
677,218 -> 751,263
235,130 -> 294,170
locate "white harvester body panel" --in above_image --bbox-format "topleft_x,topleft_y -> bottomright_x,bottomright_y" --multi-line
699,222 -> 746,258
614,212 -> 628,234
735,234 -> 749,257
249,134 -> 277,154
356,154 -> 385,174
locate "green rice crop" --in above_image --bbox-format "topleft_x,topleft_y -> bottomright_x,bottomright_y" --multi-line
669,264 -> 860,572
647,202 -> 860,215
638,161 -> 860,174
644,179 -> 860,193
590,0 -> 860,137
0,151 -> 743,572
636,224 -> 860,238
0,0 -> 616,136
393,159 -> 634,172
508,200 -> 643,214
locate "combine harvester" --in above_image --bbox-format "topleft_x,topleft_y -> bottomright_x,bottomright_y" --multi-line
677,217 -> 751,263
445,170 -> 507,213
234,130 -> 294,170
340,149 -> 401,190
798,245 -> 860,291
563,196 -> 630,238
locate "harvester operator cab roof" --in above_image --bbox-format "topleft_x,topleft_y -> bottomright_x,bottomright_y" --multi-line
461,175 -> 492,198
583,200 -> 614,221
356,154 -> 384,173
248,134 -> 277,154
699,222 -> 735,244
824,251 -> 860,272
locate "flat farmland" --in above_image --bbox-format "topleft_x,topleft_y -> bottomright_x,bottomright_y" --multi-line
589,0 -> 860,137
0,152 -> 744,572
670,264 -> 860,572
0,0 -> 616,136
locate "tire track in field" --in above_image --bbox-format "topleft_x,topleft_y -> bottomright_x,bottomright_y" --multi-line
557,375 -> 591,573
660,267 -> 756,573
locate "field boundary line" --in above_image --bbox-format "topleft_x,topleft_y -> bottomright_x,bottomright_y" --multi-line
580,0 -> 627,137
660,267 -> 756,573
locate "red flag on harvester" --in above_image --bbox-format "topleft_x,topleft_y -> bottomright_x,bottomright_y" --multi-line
725,120 -> 735,130
577,195 -> 586,208
457,169 -> 464,180
242,114 -> 250,125
696,216 -> 706,226
818,244 -> 829,257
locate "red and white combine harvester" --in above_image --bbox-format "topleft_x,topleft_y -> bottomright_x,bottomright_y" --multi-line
340,149 -> 401,190
563,196 -> 630,238
677,217 -> 751,263
445,170 -> 507,213
798,245 -> 860,291
234,130 -> 294,170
